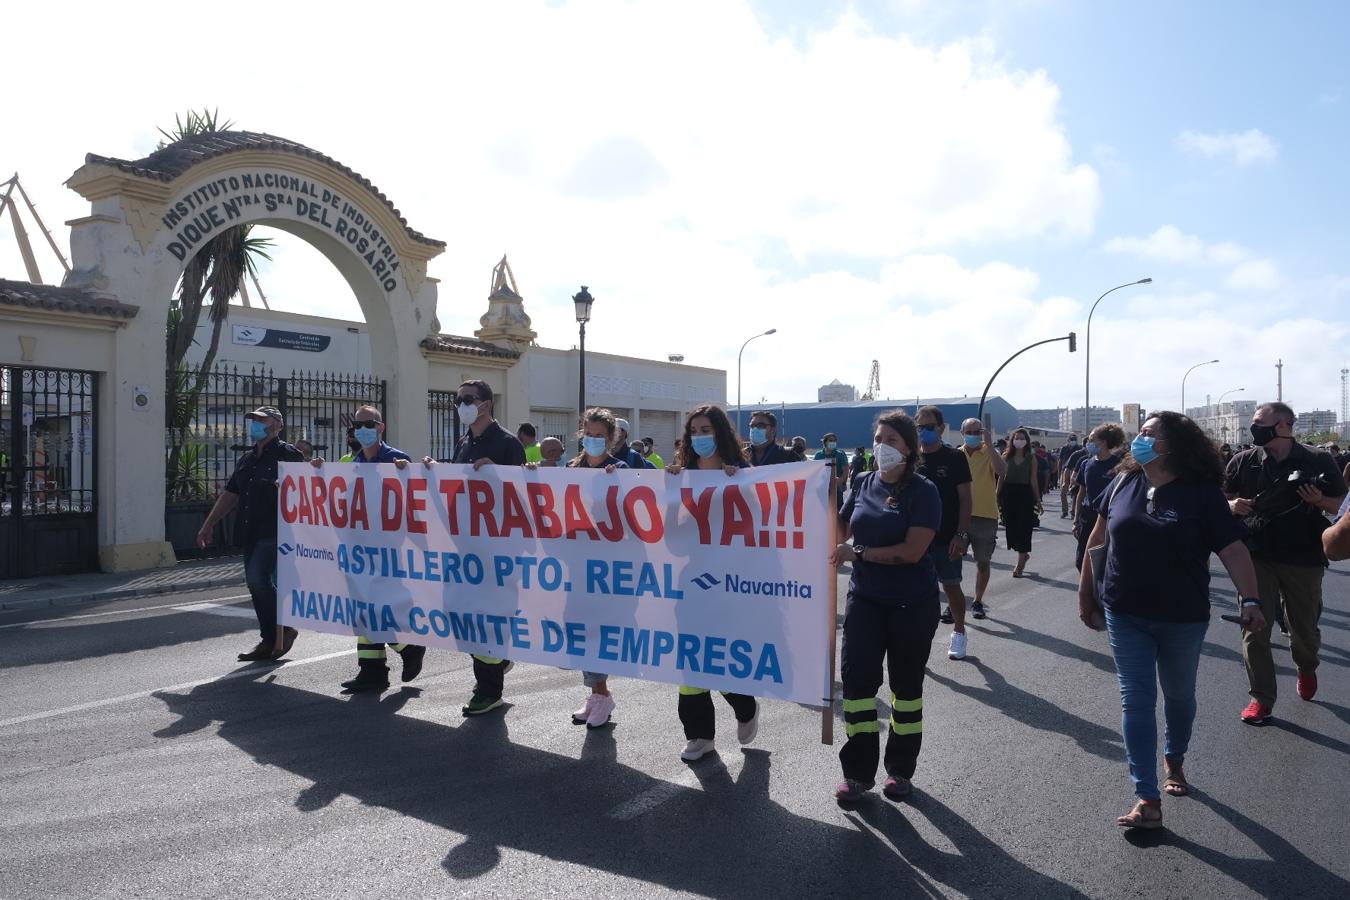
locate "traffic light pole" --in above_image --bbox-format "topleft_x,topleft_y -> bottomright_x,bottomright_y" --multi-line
977,333 -> 1077,426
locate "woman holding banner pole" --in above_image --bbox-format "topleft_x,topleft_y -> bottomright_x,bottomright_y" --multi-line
665,403 -> 759,761
563,408 -> 629,728
830,411 -> 941,804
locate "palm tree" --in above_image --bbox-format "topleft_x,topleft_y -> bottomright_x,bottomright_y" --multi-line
162,109 -> 274,500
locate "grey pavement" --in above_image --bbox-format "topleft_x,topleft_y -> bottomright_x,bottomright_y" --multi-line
0,556 -> 244,610
1,518 -> 1348,899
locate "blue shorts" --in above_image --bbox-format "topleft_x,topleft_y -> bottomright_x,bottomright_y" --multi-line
933,551 -> 962,586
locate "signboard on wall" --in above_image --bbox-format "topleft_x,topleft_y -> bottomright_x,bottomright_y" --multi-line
232,325 -> 332,353
1123,403 -> 1142,434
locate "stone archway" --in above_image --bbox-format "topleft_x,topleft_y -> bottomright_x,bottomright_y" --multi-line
63,132 -> 445,571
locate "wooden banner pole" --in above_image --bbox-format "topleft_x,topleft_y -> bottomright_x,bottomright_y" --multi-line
822,463 -> 839,745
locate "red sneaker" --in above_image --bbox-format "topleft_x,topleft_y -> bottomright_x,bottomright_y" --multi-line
1240,700 -> 1272,725
1297,670 -> 1318,701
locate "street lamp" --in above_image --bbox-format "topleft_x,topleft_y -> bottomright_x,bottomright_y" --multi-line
1085,278 -> 1152,436
978,332 -> 1077,425
574,286 -> 594,431
736,328 -> 777,436
1181,359 -> 1220,414
1217,387 -> 1245,407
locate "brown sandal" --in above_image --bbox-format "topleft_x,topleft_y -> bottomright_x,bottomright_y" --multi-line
1163,763 -> 1189,796
1117,799 -> 1163,830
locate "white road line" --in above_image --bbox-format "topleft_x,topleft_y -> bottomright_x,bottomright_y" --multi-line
0,649 -> 352,729
172,601 -> 256,619
0,594 -> 251,630
607,768 -> 701,820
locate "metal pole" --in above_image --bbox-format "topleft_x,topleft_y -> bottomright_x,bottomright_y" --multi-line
1085,278 -> 1151,438
735,329 -> 776,436
1181,359 -> 1219,414
577,321 -> 586,435
979,333 -> 1076,424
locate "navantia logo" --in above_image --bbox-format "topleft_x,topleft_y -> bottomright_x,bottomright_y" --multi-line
277,543 -> 334,561
691,572 -> 721,590
278,543 -> 294,556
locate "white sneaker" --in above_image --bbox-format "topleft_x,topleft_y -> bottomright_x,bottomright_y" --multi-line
680,738 -> 716,761
948,631 -> 968,660
737,700 -> 761,745
572,693 -> 597,724
586,693 -> 616,728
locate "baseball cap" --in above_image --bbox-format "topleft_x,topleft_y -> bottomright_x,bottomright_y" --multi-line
245,405 -> 284,423
615,418 -> 630,433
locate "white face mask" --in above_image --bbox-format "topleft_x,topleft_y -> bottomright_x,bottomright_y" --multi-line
1012,438 -> 1028,449
458,401 -> 481,427
873,442 -> 906,471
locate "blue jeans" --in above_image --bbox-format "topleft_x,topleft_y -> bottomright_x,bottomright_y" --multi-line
1104,609 -> 1208,800
243,539 -> 279,644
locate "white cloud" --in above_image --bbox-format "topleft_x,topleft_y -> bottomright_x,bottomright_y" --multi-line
1176,128 -> 1279,166
1103,225 -> 1248,265
1226,259 -> 1280,292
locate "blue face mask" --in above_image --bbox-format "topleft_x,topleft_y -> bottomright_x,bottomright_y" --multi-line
750,427 -> 769,446
963,434 -> 982,449
354,426 -> 380,449
582,435 -> 609,457
1086,441 -> 1100,455
1131,434 -> 1158,465
691,434 -> 718,458
248,420 -> 269,442
920,427 -> 939,446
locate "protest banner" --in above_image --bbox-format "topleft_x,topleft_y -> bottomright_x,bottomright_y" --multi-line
276,461 -> 834,706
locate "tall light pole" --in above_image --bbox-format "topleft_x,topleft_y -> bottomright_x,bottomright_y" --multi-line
1085,278 -> 1152,436
978,332 -> 1077,425
1214,386 -> 1245,440
573,286 -> 595,439
1216,386 -> 1245,409
736,328 -> 777,436
1181,359 -> 1220,414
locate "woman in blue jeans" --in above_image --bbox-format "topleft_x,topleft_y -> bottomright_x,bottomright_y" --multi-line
1078,412 -> 1266,830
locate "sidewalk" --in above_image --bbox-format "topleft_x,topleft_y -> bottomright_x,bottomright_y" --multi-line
0,557 -> 246,611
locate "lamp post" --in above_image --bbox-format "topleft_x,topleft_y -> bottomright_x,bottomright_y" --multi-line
1181,359 -> 1220,414
736,328 -> 777,436
1085,278 -> 1152,436
573,286 -> 594,436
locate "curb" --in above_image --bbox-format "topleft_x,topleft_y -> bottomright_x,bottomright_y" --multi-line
0,576 -> 247,612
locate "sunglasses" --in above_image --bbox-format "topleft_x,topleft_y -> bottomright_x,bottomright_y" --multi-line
352,420 -> 382,428
455,395 -> 481,405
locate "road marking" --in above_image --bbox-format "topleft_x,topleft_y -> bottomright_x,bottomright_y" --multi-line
607,768 -> 701,820
0,594 -> 251,630
172,600 -> 256,619
0,649 -> 352,729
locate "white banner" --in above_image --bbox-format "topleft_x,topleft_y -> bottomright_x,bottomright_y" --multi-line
276,461 -> 833,705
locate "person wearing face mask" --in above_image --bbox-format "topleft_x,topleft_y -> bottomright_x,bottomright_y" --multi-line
748,410 -> 795,466
613,418 -> 655,469
196,406 -> 304,662
1000,428 -> 1040,577
1058,435 -> 1083,518
913,406 -> 974,661
815,432 -> 850,506
664,404 -> 759,761
959,419 -> 1006,620
432,380 -> 528,715
564,408 -> 629,728
1079,412 -> 1264,830
830,411 -> 941,804
1224,402 -> 1347,721
1071,424 -> 1126,571
641,437 -> 665,469
310,406 -> 422,693
790,436 -> 808,462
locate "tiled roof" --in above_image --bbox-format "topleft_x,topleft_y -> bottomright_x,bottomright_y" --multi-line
420,334 -> 520,359
0,279 -> 139,319
84,131 -> 445,248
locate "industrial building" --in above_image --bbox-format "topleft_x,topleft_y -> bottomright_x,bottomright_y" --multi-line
729,396 -> 1020,451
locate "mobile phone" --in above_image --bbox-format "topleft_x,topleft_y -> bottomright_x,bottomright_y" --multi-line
1219,613 -> 1244,625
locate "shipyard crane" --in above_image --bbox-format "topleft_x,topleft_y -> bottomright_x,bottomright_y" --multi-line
860,360 -> 880,401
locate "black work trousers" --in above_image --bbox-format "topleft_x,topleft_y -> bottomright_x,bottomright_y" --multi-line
839,591 -> 938,783
678,688 -> 758,740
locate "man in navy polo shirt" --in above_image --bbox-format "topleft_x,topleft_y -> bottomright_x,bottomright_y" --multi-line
440,380 -> 528,715
748,410 -> 796,466
311,405 -> 422,693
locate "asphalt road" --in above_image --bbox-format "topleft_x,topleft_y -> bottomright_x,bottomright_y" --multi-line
2,516 -> 1348,899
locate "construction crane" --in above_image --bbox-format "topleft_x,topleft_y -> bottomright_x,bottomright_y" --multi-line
0,173 -> 71,284
860,360 -> 881,401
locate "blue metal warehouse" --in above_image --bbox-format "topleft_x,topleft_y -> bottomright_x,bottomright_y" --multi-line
729,396 -> 1020,451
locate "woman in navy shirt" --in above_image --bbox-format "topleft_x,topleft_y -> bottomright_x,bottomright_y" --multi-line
565,407 -> 629,729
830,411 -> 941,804
1071,423 -> 1125,571
1078,412 -> 1265,830
664,404 -> 757,761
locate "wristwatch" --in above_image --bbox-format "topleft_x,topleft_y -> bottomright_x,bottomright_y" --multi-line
852,543 -> 868,561
1239,597 -> 1261,608
957,532 -> 972,543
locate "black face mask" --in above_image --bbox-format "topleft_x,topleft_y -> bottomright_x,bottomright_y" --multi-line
1250,423 -> 1280,446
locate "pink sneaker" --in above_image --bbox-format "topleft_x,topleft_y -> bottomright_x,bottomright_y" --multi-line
572,694 -> 597,724
585,693 -> 616,728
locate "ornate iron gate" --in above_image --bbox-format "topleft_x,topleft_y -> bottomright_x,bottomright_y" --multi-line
1,365 -> 99,578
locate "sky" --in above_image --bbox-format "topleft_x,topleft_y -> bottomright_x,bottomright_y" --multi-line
4,0 -> 1349,420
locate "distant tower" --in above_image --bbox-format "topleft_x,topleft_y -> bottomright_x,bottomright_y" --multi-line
861,360 -> 881,401
1341,366 -> 1348,424
1276,359 -> 1283,402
